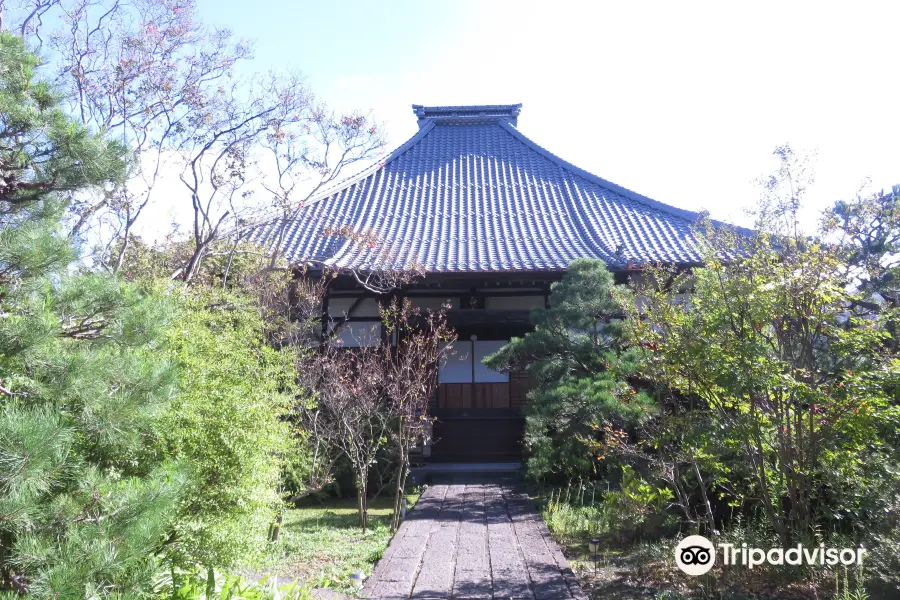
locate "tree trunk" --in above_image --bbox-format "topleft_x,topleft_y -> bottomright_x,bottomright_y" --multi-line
689,450 -> 716,535
205,565 -> 215,599
392,453 -> 409,532
750,438 -> 789,545
391,426 -> 409,532
182,245 -> 205,283
268,507 -> 284,542
358,474 -> 368,532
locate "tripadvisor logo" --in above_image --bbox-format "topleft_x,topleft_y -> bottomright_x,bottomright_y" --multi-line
675,535 -> 716,576
675,535 -> 867,576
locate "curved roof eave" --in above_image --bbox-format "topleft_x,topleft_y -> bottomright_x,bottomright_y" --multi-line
247,103 -> 755,273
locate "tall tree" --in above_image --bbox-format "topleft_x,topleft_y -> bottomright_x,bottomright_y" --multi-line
0,32 -> 179,597
823,184 -> 899,305
0,27 -> 127,209
9,0 -> 386,281
822,184 -> 900,351
11,0 -> 250,256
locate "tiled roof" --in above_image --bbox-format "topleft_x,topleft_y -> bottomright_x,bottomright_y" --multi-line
248,104 -> 716,273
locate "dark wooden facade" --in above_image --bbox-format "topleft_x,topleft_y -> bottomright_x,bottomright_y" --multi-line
428,371 -> 532,462
321,273 -> 563,463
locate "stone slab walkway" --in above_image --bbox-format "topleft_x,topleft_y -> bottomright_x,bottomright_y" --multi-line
362,477 -> 587,599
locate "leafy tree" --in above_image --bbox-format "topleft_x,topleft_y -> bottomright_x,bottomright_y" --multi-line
110,232 -> 337,552
160,287 -> 296,587
823,184 -> 900,309
0,31 -> 127,210
822,185 -> 900,358
820,185 -> 900,585
626,148 -> 900,544
0,32 -> 178,597
8,0 -> 385,279
485,259 -> 653,482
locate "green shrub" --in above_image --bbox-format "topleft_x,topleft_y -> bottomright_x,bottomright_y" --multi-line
159,570 -> 317,600
543,467 -> 674,543
485,259 -> 654,482
160,288 -> 297,573
0,32 -> 175,598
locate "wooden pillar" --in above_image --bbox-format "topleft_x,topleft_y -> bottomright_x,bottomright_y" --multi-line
469,335 -> 476,409
319,287 -> 330,347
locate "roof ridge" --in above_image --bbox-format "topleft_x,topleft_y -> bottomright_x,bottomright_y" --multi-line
412,103 -> 522,128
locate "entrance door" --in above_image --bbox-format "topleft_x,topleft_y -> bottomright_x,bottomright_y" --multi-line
430,408 -> 523,462
428,340 -> 526,462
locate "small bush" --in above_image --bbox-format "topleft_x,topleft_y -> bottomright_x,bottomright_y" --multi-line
158,570 -> 317,600
542,468 -> 674,543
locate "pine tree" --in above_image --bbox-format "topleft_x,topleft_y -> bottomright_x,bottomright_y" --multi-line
0,32 -> 179,598
484,259 -> 653,481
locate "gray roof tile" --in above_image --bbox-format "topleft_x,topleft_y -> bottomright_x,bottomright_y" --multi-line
248,104 -> 716,272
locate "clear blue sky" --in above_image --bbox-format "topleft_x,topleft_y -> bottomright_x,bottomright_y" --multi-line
193,0 -> 899,228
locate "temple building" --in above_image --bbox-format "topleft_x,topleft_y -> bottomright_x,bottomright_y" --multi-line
250,104 -> 714,462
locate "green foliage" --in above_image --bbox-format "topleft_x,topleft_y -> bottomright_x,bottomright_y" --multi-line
542,495 -> 606,542
0,32 -> 178,598
535,150 -> 899,598
833,567 -> 869,600
621,148 -> 900,550
629,218 -> 900,542
543,468 -> 675,543
0,32 -> 127,209
485,259 -> 653,481
0,217 -> 179,592
160,287 -> 296,571
823,185 -> 900,310
109,235 -> 289,290
160,571 -> 316,600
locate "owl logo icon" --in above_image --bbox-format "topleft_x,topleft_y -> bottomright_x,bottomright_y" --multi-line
675,535 -> 716,575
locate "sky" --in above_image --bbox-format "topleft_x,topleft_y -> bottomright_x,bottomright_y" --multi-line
173,1 -> 900,231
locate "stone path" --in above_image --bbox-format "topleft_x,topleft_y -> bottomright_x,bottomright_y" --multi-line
362,478 -> 587,599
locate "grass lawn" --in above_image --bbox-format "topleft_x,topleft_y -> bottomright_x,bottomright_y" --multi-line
244,493 -> 418,593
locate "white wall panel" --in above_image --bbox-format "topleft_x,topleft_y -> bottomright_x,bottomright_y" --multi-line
329,322 -> 381,347
438,340 -> 509,383
438,341 -> 472,383
474,340 -> 509,382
